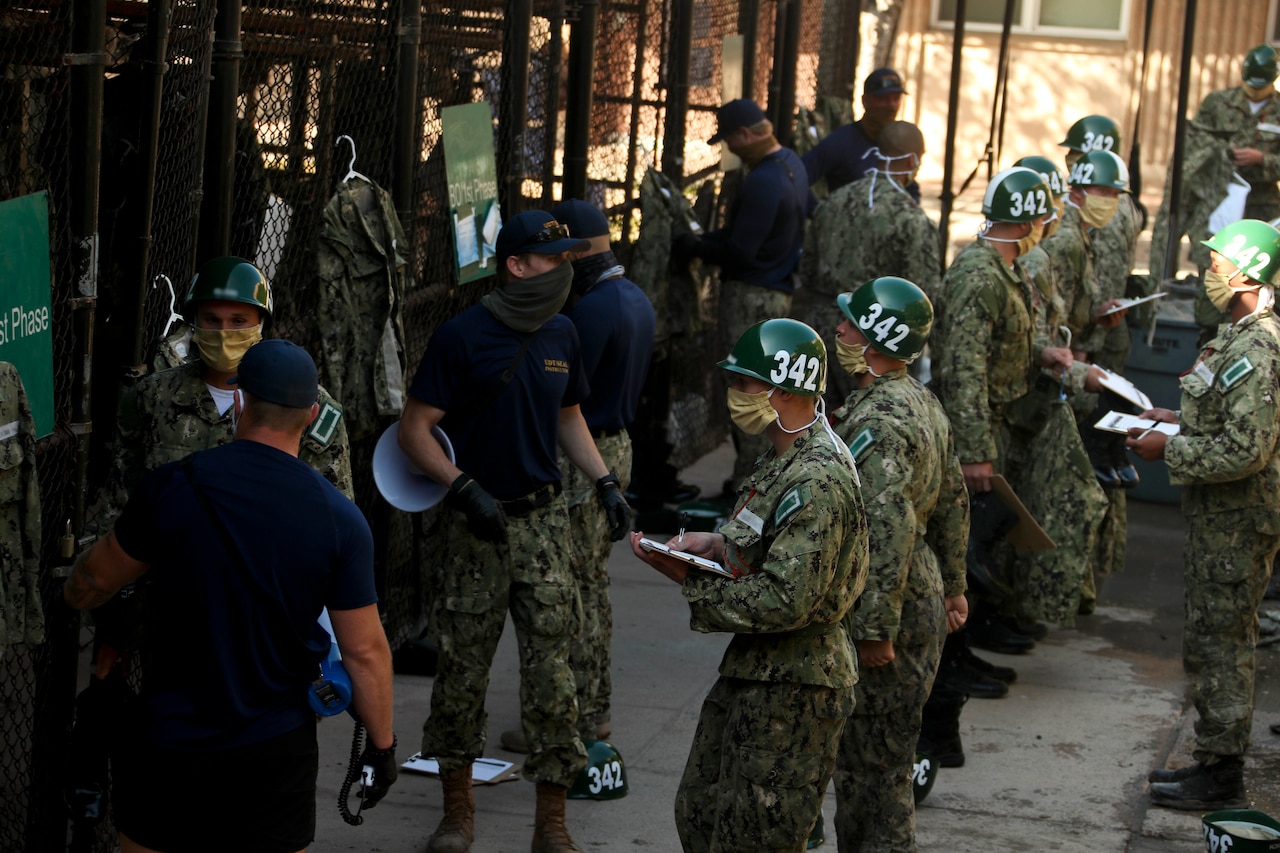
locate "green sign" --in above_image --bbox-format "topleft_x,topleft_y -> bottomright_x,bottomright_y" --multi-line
442,102 -> 501,284
0,192 -> 54,438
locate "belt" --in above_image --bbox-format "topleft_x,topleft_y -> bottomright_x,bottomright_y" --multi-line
589,427 -> 624,440
499,481 -> 562,518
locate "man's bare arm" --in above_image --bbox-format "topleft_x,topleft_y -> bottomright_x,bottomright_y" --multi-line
63,530 -> 150,611
329,604 -> 395,750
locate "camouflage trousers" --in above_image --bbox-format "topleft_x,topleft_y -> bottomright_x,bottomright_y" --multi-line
676,676 -> 852,853
1003,399 -> 1108,626
834,596 -> 945,853
718,281 -> 793,489
421,493 -> 588,786
1183,509 -> 1280,764
559,431 -> 634,738
1069,388 -> 1128,583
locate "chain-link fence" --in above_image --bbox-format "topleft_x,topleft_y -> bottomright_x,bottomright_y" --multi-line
1,1 -> 841,848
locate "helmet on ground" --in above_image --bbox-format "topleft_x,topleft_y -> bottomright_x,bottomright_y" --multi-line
1068,150 -> 1130,191
1202,219 -> 1280,285
184,256 -> 273,323
719,318 -> 826,396
982,167 -> 1052,223
1201,809 -> 1280,853
567,739 -> 628,800
1243,44 -> 1279,87
1059,115 -> 1121,154
912,751 -> 939,804
836,276 -> 933,362
1013,155 -> 1067,198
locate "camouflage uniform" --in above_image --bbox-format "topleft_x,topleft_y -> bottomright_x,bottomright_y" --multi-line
316,177 -> 409,442
829,371 -> 967,852
795,173 -> 940,405
1151,89 -> 1280,340
0,362 -> 42,656
422,494 -> 588,785
930,239 -> 1038,467
676,424 -> 866,853
97,360 -> 354,528
1012,247 -> 1109,624
1164,308 -> 1280,764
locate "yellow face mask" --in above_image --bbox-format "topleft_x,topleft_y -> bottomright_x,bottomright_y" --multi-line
193,325 -> 263,372
1079,194 -> 1119,229
1244,83 -> 1274,102
726,386 -> 777,435
836,338 -> 869,376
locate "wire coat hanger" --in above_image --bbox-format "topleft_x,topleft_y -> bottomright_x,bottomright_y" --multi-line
336,134 -> 372,185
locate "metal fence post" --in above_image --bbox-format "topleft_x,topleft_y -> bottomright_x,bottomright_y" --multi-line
661,0 -> 693,184
501,0 -> 533,211
563,0 -> 600,201
394,0 -> 422,226
199,0 -> 242,259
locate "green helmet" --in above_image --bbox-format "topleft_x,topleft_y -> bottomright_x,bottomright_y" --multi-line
1068,150 -> 1129,191
836,276 -> 933,362
912,751 -> 939,804
982,167 -> 1052,223
1243,44 -> 1279,87
567,739 -> 628,800
719,318 -> 826,396
1202,219 -> 1280,285
1013,155 -> 1067,198
184,256 -> 273,323
1202,810 -> 1280,853
1059,115 -> 1121,154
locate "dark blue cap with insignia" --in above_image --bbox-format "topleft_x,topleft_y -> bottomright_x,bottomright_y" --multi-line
864,67 -> 907,96
230,339 -> 318,409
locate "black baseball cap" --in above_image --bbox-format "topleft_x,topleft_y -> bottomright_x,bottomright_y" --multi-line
496,210 -> 590,264
551,199 -> 610,239
230,339 -> 318,409
864,68 -> 907,96
708,98 -> 768,144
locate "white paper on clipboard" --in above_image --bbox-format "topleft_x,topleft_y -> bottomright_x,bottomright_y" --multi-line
1093,410 -> 1180,437
638,538 -> 735,578
1094,367 -> 1154,411
1101,292 -> 1168,316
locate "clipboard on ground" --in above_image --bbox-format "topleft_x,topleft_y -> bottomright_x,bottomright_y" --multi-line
638,538 -> 735,578
989,475 -> 1055,551
401,753 -> 523,785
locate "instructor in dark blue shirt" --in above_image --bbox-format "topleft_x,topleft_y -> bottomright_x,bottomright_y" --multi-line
675,98 -> 812,490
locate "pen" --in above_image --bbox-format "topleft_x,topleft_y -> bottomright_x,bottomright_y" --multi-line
678,511 -> 689,545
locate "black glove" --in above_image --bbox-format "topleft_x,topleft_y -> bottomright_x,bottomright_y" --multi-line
358,735 -> 398,810
451,473 -> 508,542
671,232 -> 702,264
596,473 -> 632,542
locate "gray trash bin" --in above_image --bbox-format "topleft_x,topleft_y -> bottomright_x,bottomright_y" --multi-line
1124,309 -> 1200,505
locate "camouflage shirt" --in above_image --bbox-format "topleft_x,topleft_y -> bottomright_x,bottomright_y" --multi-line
799,172 -> 941,300
0,362 -> 42,653
683,424 -> 867,688
317,177 -> 410,442
1020,244 -> 1090,398
1040,206 -> 1109,354
99,359 -> 354,526
831,370 -> 967,644
1166,309 -> 1280,515
1193,87 -> 1280,217
931,239 -> 1038,463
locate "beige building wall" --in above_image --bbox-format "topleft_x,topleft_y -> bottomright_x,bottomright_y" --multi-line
875,0 -> 1272,200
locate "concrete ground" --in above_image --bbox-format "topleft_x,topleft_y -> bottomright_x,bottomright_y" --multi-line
310,442 -> 1280,852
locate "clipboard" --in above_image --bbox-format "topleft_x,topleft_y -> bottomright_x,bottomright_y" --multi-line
1100,292 -> 1166,316
989,475 -> 1055,551
401,753 -> 523,785
638,538 -> 735,578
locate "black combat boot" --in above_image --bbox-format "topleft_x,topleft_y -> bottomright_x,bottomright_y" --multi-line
917,684 -> 969,768
1148,758 -> 1246,810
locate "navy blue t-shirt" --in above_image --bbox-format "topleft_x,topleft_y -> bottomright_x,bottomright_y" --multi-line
409,304 -> 588,500
113,439 -> 376,750
802,121 -> 922,201
701,147 -> 810,291
567,275 -> 655,431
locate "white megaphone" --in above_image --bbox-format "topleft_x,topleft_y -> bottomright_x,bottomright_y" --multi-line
373,422 -> 455,511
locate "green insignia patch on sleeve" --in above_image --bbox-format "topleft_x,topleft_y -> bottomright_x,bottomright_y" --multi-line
775,484 -> 809,527
847,426 -> 876,463
1219,356 -> 1255,390
306,400 -> 343,447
